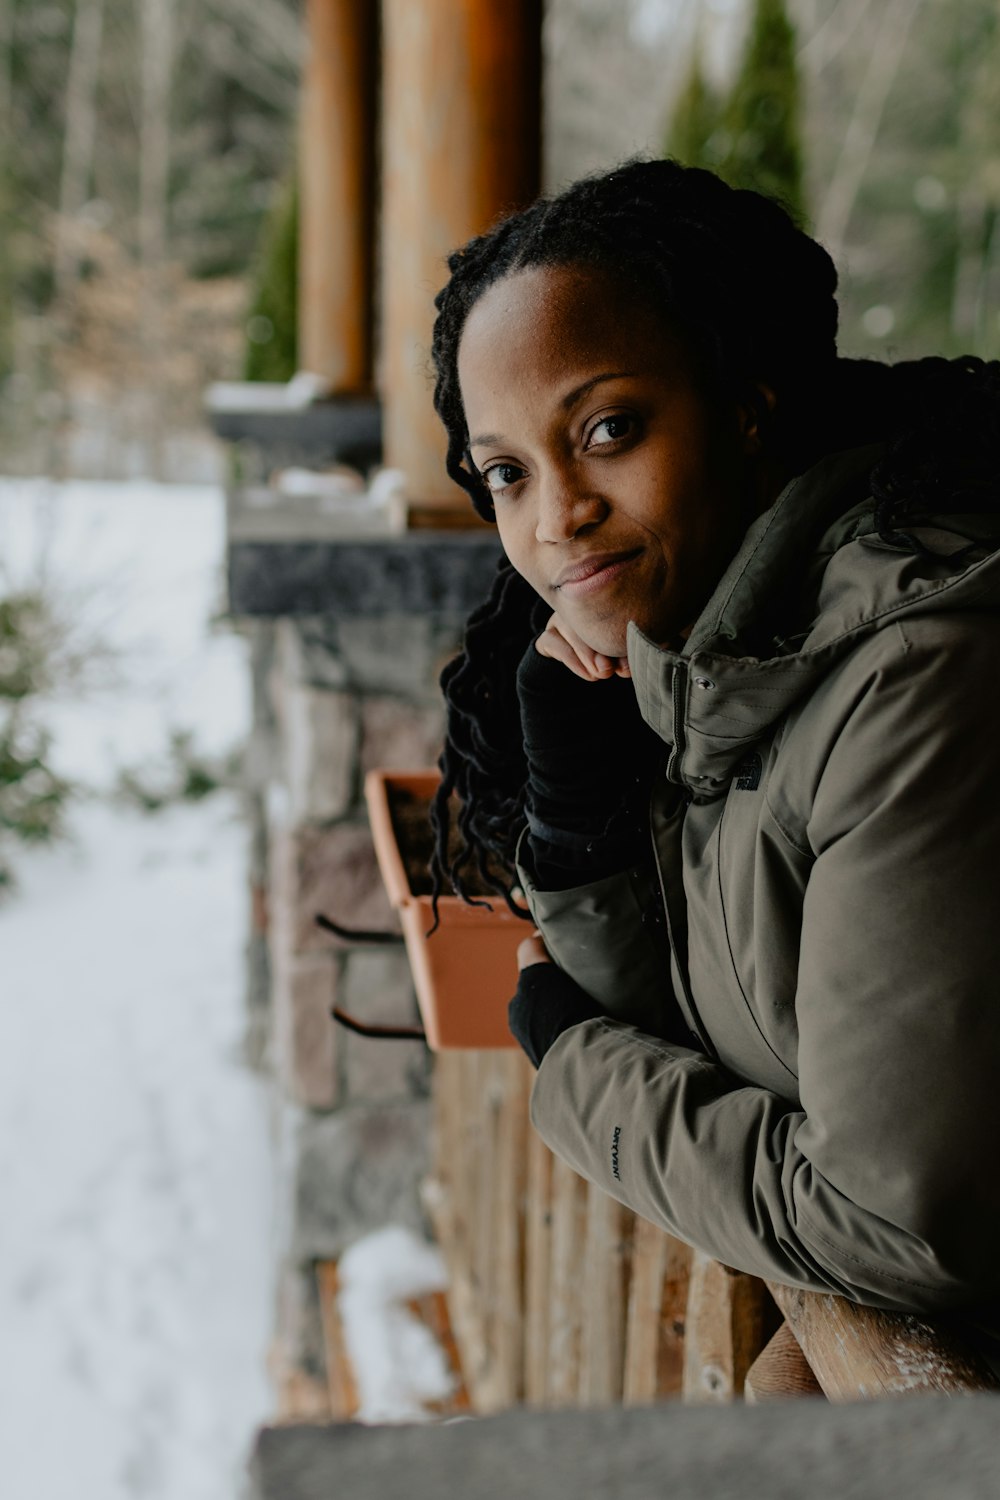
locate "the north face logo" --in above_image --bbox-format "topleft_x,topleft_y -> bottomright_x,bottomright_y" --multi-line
733,752 -> 762,791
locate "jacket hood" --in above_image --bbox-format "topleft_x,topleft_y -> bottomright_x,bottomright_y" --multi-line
628,442 -> 1000,794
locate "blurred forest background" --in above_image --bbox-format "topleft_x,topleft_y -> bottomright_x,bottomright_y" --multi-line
1,0 -> 998,483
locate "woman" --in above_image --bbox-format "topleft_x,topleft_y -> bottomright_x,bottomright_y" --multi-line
429,158 -> 1000,1324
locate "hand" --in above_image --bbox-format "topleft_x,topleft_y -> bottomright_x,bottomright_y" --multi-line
535,613 -> 631,682
515,634 -> 663,884
517,931 -> 551,970
508,960 -> 604,1069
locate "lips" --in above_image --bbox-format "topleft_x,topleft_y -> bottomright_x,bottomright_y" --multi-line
554,548 -> 643,593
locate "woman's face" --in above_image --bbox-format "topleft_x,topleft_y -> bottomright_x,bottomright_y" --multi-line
457,262 -> 764,657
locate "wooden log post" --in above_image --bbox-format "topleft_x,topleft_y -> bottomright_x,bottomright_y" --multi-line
683,1253 -> 771,1402
767,1282 -> 1000,1401
380,0 -> 542,513
745,1321 -> 824,1403
299,0 -> 376,391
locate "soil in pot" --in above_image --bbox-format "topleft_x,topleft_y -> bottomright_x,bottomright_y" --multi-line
387,785 -> 507,900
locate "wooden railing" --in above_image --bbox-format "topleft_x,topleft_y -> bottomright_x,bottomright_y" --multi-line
424,1050 -> 1000,1411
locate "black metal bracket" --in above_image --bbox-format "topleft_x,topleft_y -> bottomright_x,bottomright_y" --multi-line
317,911 -> 425,1042
330,1006 -> 427,1043
314,911 -> 404,945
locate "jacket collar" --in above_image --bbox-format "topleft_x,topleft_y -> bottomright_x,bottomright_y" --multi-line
627,443 -> 1000,795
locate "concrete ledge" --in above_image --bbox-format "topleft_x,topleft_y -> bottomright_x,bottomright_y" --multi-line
248,1393 -> 1000,1500
228,530 -> 504,618
207,392 -> 381,470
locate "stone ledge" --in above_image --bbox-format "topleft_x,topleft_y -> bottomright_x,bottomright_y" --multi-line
248,1392 -> 1000,1500
206,391 -> 381,470
228,529 -> 503,618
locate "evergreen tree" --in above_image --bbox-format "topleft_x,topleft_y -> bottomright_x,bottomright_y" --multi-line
718,0 -> 805,222
665,43 -> 723,172
243,175 -> 298,382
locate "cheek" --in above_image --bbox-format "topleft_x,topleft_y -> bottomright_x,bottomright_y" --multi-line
495,508 -> 543,584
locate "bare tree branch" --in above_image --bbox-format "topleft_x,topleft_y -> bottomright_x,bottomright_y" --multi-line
797,0 -> 872,74
815,0 -> 923,261
205,0 -> 305,69
55,0 -> 106,300
200,19 -> 299,111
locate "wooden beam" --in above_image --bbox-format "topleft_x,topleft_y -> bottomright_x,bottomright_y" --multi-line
299,0 -> 375,391
380,0 -> 542,510
767,1281 -> 1000,1401
683,1254 -> 770,1402
745,1321 -> 824,1403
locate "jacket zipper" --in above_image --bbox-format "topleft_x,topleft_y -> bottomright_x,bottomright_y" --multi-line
649,665 -> 719,1059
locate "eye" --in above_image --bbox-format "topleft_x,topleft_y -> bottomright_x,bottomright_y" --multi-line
481,461 -> 527,493
586,412 -> 634,447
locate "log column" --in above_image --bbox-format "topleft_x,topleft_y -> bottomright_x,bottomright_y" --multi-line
380,0 -> 542,513
299,0 -> 376,391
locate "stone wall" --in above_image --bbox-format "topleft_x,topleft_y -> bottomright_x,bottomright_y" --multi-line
229,492 -> 503,1404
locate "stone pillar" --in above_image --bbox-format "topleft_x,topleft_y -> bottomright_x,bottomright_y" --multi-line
299,0 -> 376,391
380,0 -> 543,511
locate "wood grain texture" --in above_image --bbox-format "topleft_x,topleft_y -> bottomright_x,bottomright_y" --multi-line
579,1185 -> 629,1405
767,1282 -> 1000,1401
745,1321 -> 824,1403
547,1156 -> 589,1405
300,0 -> 375,388
380,0 -> 542,505
315,1260 -> 360,1419
405,1289 -> 473,1417
683,1254 -> 769,1403
523,1114 -> 555,1405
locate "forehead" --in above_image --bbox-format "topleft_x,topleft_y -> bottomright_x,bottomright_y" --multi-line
457,263 -> 678,418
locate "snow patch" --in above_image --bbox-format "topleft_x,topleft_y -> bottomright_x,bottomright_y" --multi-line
336,1225 -> 455,1424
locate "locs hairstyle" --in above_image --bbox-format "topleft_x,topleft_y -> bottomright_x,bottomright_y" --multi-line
427,157 -> 1000,913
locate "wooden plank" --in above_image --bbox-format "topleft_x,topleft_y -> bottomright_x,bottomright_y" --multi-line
315,1260 -> 360,1419
270,1365 -> 334,1425
450,1052 -> 491,1401
546,1157 -> 589,1405
579,1184 -> 629,1405
683,1254 -> 768,1402
745,1321 -> 824,1403
495,1052 -> 530,1406
622,1215 -> 668,1404
476,1051 -> 528,1412
656,1233 -> 693,1398
405,1289 -> 473,1416
523,1108 -> 554,1405
767,1282 -> 1000,1401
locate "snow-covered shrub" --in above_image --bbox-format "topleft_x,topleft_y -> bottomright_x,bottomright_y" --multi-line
0,591 -> 74,892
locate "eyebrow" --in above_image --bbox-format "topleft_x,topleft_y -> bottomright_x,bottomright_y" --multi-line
468,371 -> 636,449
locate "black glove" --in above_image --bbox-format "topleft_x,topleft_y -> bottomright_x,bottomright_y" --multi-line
508,962 -> 605,1069
516,642 -> 664,887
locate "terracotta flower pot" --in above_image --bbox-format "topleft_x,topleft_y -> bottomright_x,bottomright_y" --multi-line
365,768 -> 525,1050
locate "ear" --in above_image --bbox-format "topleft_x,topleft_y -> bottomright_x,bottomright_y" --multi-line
737,382 -> 777,456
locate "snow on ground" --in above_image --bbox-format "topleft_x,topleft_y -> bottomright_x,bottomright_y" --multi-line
0,479 -> 275,1499
337,1225 -> 454,1424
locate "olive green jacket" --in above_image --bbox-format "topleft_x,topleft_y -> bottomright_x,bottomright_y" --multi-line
518,444 -> 1000,1315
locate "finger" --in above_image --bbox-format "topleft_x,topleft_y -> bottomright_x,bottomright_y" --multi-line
550,616 -> 631,680
537,616 -> 611,681
553,617 -> 615,678
517,935 -> 552,970
535,621 -> 602,681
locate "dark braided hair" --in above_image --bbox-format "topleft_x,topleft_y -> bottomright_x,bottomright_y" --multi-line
427,157 -> 1000,911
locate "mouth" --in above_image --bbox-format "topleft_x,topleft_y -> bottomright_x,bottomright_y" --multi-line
554,548 -> 643,597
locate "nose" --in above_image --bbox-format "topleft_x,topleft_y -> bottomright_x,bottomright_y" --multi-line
534,462 -> 608,544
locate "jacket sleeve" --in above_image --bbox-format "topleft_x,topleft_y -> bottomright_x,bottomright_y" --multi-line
527,616 -> 1000,1313
515,829 -> 684,1044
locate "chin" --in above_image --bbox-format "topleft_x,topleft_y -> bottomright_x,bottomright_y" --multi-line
574,618 -> 630,659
